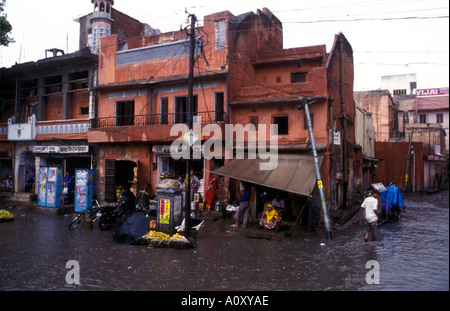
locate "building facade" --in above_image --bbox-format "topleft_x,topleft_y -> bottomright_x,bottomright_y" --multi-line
415,87 -> 449,153
354,90 -> 398,142
2,3 -> 363,222
0,48 -> 97,195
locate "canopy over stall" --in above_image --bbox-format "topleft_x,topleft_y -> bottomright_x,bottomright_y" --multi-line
212,154 -> 323,196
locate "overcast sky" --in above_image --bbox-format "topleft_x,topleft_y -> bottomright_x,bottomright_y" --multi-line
1,0 -> 448,91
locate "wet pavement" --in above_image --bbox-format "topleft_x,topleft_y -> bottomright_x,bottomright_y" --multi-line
0,190 -> 448,291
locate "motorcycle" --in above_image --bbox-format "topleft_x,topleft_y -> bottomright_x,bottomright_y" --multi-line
68,202 -> 101,230
98,191 -> 135,230
136,190 -> 157,217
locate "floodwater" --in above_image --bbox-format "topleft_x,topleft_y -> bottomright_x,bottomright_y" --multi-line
0,190 -> 448,291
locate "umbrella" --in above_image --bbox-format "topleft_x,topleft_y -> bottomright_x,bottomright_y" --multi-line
113,212 -> 150,245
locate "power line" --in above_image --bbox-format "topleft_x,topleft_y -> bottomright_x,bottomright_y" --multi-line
283,15 -> 449,23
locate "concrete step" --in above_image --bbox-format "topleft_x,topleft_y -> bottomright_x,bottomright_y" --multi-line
9,192 -> 37,202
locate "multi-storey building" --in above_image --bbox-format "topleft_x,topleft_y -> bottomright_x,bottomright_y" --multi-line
0,48 -> 97,197
354,90 -> 398,142
90,6 -> 358,213
2,2 -> 361,220
414,87 -> 449,153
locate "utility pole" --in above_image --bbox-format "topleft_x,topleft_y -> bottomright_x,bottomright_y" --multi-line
301,98 -> 333,240
404,127 -> 414,192
184,13 -> 197,238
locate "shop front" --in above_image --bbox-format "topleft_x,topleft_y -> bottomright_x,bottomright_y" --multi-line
13,142 -> 92,196
0,142 -> 13,194
212,153 -> 323,221
96,143 -> 151,202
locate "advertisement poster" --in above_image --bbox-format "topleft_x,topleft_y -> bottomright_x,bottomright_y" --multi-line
47,183 -> 55,204
159,198 -> 170,224
75,169 -> 93,212
48,167 -> 57,182
38,167 -> 48,205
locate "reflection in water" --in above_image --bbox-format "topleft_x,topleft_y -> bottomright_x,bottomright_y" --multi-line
0,190 -> 448,290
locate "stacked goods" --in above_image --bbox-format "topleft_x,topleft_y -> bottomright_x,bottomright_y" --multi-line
141,231 -> 194,249
155,178 -> 179,189
0,210 -> 15,223
170,233 -> 188,242
146,230 -> 170,247
169,233 -> 193,249
147,231 -> 170,240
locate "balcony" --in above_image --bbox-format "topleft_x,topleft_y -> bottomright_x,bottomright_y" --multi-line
35,119 -> 91,140
89,111 -> 227,143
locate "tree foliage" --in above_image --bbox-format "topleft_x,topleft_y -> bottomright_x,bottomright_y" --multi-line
0,0 -> 14,46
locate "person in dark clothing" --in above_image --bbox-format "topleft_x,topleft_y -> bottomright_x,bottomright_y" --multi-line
121,184 -> 136,212
231,184 -> 250,228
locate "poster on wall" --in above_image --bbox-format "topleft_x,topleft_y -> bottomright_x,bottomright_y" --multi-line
75,169 -> 93,212
38,167 -> 48,206
159,198 -> 170,224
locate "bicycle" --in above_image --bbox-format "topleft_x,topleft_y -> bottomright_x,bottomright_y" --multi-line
68,200 -> 102,230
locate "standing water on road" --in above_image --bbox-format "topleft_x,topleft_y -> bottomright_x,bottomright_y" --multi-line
0,190 -> 448,291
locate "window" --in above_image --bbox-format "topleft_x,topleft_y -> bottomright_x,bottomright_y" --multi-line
215,20 -> 226,50
160,97 -> 168,124
115,100 -> 135,126
174,95 -> 198,123
276,76 -> 282,83
304,113 -> 314,130
393,89 -> 407,95
419,114 -> 427,124
436,113 -> 444,123
249,116 -> 258,131
214,92 -> 224,122
398,111 -> 403,121
44,75 -> 62,94
69,71 -> 89,90
409,111 -> 414,123
291,72 -> 307,83
79,107 -> 89,115
273,116 -> 289,135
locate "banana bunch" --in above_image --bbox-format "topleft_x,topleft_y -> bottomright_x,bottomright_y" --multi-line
147,231 -> 170,241
0,209 -> 15,220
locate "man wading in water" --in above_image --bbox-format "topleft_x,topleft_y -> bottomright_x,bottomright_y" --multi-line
361,190 -> 380,246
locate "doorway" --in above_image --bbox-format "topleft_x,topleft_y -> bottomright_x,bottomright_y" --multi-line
104,159 -> 137,202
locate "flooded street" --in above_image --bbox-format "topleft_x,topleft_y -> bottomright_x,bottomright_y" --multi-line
0,190 -> 448,291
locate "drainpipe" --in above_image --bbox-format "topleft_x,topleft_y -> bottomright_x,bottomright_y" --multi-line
412,146 -> 416,193
226,72 -> 230,124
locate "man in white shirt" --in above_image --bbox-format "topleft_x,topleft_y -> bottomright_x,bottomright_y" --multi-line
361,190 -> 380,246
